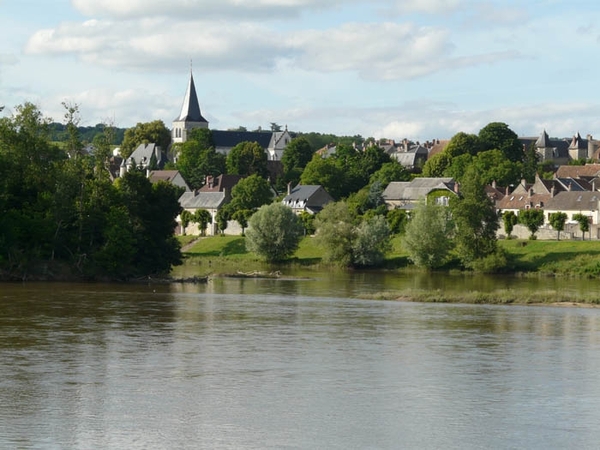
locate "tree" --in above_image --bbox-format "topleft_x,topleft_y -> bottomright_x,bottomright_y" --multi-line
444,132 -> 482,158
314,201 -> 357,266
478,122 -> 523,163
245,203 -> 303,262
215,208 -> 230,235
229,174 -> 273,213
502,211 -> 518,239
180,209 -> 193,234
449,168 -> 499,268
62,101 -> 83,158
369,161 -> 410,187
522,142 -> 539,183
281,137 -> 314,173
518,208 -> 545,240
300,154 -> 346,199
403,202 -> 453,269
422,152 -> 453,177
387,209 -> 408,234
231,209 -> 253,235
470,149 -> 522,187
352,215 -> 391,267
120,120 -> 171,159
573,213 -> 590,240
176,139 -> 226,189
226,141 -> 268,177
193,209 -> 212,236
548,212 -> 568,241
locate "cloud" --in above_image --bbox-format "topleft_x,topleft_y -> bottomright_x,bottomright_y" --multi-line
71,0 -> 353,19
388,0 -> 463,15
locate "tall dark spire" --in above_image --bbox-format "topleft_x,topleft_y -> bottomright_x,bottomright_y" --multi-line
176,72 -> 207,123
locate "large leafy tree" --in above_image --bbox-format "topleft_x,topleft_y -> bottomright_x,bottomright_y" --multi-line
281,137 -> 314,174
369,161 -> 410,187
449,168 -> 499,268
352,215 -> 391,267
470,150 -> 522,186
176,138 -> 226,189
314,201 -> 357,266
518,208 -> 545,240
120,120 -> 171,159
548,212 -> 567,241
403,202 -> 453,269
422,152 -> 453,177
502,211 -> 518,238
245,203 -> 304,262
573,213 -> 590,240
444,132 -> 482,158
478,122 -> 523,163
226,141 -> 268,177
229,174 -> 273,213
300,154 -> 346,199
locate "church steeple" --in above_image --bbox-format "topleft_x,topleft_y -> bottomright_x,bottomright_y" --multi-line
172,69 -> 209,144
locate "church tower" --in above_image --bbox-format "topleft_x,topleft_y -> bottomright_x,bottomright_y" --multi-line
172,71 -> 208,144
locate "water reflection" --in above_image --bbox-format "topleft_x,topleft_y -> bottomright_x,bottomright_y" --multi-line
1,284 -> 600,449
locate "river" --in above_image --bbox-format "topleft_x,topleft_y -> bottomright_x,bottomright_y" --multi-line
1,275 -> 600,449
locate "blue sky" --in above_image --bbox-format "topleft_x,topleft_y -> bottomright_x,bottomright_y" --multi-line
1,0 -> 600,143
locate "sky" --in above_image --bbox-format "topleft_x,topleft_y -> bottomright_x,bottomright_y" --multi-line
1,0 -> 600,143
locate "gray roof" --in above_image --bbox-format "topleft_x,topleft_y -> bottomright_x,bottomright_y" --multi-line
545,191 -> 600,211
127,143 -> 168,167
212,130 -> 273,149
179,191 -> 226,209
383,178 -> 456,201
175,73 -> 208,124
283,185 -> 322,202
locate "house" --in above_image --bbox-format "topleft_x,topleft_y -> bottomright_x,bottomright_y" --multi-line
125,143 -> 168,172
391,144 -> 428,170
555,164 -> 600,179
544,191 -> 600,225
382,177 -> 458,210
178,191 -> 227,236
495,175 -> 565,215
148,170 -> 191,192
281,184 -> 334,214
520,130 -> 569,165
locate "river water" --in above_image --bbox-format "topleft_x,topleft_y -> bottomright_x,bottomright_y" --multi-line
2,276 -> 600,449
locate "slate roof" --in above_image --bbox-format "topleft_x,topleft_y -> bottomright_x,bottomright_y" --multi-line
199,174 -> 244,192
496,192 -> 551,210
545,191 -> 600,212
179,191 -> 226,209
212,130 -> 273,149
283,185 -> 322,202
127,143 -> 168,168
175,73 -> 208,124
383,178 -> 456,201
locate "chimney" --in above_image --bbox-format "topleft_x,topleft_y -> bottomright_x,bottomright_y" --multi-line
287,182 -> 292,195
492,180 -> 497,189
521,178 -> 527,188
568,182 -> 572,191
206,175 -> 213,189
551,185 -> 555,197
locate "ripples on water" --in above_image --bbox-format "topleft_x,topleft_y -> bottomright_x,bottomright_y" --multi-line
1,281 -> 600,449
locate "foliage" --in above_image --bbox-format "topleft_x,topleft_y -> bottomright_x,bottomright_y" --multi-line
232,209 -> 253,235
573,213 -> 590,240
226,141 -> 268,177
444,132 -> 482,158
468,248 -> 510,274
180,209 -> 193,232
403,202 -> 453,269
548,212 -> 568,241
470,149 -> 522,187
369,161 -> 411,187
281,137 -> 314,174
49,122 -> 125,145
299,211 -> 316,235
478,122 -> 523,163
215,208 -> 230,235
229,174 -> 273,213
62,101 -> 84,158
518,208 -> 545,240
300,154 -> 346,199
522,143 -> 539,183
352,215 -> 391,267
502,211 -> 518,238
194,209 -> 212,236
314,201 -> 357,266
422,152 -> 453,177
120,120 -> 171,159
245,203 -> 304,262
449,168 -> 499,269
176,133 -> 225,189
387,209 -> 408,234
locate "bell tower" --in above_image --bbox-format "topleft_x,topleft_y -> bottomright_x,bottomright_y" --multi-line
172,67 -> 208,144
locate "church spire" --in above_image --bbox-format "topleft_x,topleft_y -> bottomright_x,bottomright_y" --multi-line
176,71 -> 207,124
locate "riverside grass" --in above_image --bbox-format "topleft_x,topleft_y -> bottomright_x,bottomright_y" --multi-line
177,236 -> 600,305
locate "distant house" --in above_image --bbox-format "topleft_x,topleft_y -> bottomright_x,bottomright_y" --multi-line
495,175 -> 566,214
555,164 -> 600,179
391,144 -> 428,170
148,170 -> 191,192
382,177 -> 458,210
281,184 -> 334,215
125,143 -> 168,171
178,191 -> 227,236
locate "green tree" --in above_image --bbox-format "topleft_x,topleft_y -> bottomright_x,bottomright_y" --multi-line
193,209 -> 212,236
422,152 -> 453,177
449,168 -> 499,268
176,139 -> 226,189
445,153 -> 473,181
232,209 -> 253,235
518,208 -> 545,240
352,215 -> 391,267
522,143 -> 539,183
245,203 -> 303,262
369,161 -> 410,187
215,208 -> 230,235
478,122 -> 523,163
62,101 -> 83,158
502,211 -> 518,239
226,141 -> 268,177
229,174 -> 273,213
120,120 -> 171,159
180,209 -> 193,234
470,149 -> 522,187
281,137 -> 314,173
548,212 -> 567,241
299,211 -> 316,235
573,213 -> 590,240
444,132 -> 482,158
387,209 -> 408,234
403,202 -> 453,269
314,201 -> 357,266
300,154 -> 346,199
